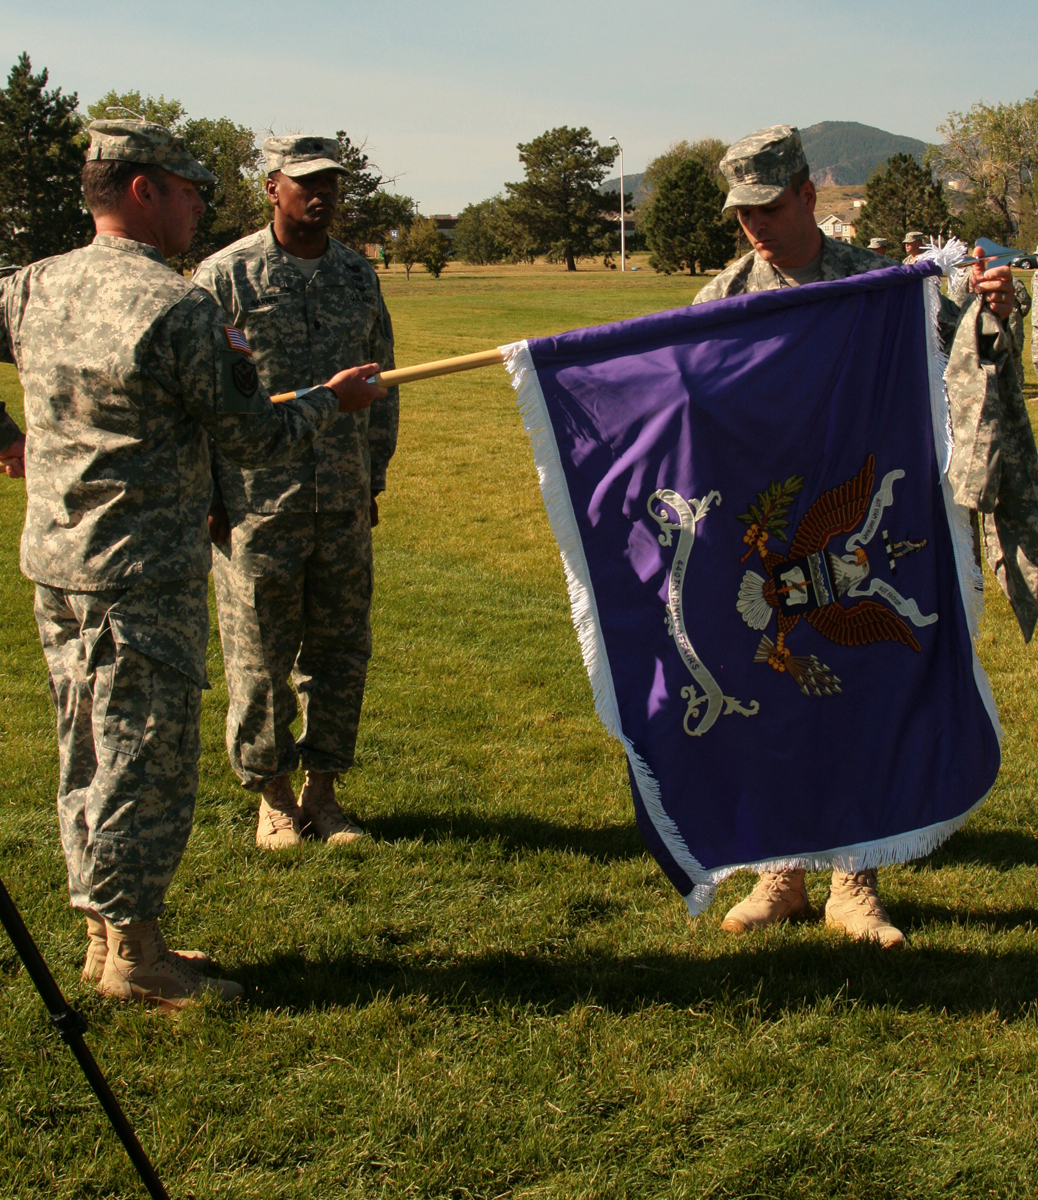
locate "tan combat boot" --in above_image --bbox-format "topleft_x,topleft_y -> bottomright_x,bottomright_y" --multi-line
298,770 -> 366,845
720,869 -> 810,932
256,775 -> 302,849
81,910 -> 215,983
825,868 -> 904,948
98,919 -> 243,1010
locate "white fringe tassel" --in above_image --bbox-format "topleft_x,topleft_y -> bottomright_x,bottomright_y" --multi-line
502,304 -> 999,917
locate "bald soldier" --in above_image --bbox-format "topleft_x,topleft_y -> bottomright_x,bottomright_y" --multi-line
0,121 -> 384,1009
193,136 -> 398,851
693,126 -> 1017,948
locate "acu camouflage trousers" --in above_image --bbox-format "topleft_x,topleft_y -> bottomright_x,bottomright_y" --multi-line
211,508 -> 372,791
34,581 -> 208,924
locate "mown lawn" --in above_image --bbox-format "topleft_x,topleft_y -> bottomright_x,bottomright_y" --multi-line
1,258 -> 1037,1199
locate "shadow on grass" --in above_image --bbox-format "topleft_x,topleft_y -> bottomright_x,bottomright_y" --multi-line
365,811 -> 645,863
926,828 -> 1038,870
236,931 -> 1038,1020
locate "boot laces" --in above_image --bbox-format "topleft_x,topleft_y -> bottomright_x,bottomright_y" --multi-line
842,871 -> 886,917
265,804 -> 297,832
754,871 -> 801,902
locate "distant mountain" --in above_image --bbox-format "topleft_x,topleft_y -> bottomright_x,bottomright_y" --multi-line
801,122 -> 927,186
599,122 -> 928,200
599,171 -> 648,205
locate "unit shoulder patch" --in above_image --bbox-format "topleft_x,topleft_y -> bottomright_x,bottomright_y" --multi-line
232,358 -> 259,397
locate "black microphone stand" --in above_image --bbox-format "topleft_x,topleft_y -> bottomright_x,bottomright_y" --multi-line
0,877 -> 169,1199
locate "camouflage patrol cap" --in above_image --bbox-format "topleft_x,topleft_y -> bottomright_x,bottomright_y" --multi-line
903,231 -> 924,243
262,135 -> 347,178
85,120 -> 216,183
868,237 -> 889,250
719,125 -> 809,212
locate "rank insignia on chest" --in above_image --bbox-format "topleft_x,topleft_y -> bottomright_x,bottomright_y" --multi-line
223,325 -> 253,354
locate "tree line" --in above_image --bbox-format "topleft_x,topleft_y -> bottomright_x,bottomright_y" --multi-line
1,52 -> 1035,279
0,54 -> 435,272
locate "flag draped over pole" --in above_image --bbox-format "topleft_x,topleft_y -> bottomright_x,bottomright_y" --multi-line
502,262 -> 1002,915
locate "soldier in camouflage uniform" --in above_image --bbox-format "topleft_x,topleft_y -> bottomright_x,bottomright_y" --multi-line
193,135 -> 398,850
868,237 -> 890,255
902,232 -> 925,264
694,126 -> 1020,948
0,120 -> 383,1009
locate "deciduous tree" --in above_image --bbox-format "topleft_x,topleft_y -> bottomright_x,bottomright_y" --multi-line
87,90 -> 265,268
504,126 -> 617,270
397,215 -> 449,279
641,156 -> 734,276
0,54 -> 92,264
453,197 -> 509,265
644,138 -> 729,195
926,93 -> 1038,245
853,153 -> 952,250
367,191 -> 415,268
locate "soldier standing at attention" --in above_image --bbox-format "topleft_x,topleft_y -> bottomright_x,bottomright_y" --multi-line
0,121 -> 384,1008
902,232 -> 925,264
194,136 -> 398,850
868,237 -> 889,256
693,126 -> 1017,948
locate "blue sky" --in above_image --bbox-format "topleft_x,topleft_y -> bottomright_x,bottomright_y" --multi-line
2,0 -> 1036,213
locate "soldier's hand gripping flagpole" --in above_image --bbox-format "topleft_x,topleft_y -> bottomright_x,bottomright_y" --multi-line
0,878 -> 170,1200
270,348 -> 507,402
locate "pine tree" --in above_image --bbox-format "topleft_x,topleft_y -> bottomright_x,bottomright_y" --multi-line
854,153 -> 952,252
0,54 -> 92,264
641,157 -> 734,276
504,127 -> 617,271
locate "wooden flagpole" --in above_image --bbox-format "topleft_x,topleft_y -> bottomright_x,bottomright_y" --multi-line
269,347 -> 506,402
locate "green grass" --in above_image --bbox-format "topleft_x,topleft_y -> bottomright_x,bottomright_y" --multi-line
1,258 -> 1037,1199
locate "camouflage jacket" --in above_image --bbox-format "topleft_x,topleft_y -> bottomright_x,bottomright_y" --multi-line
0,236 -> 339,591
693,235 -> 891,303
694,234 -> 962,350
0,400 -> 20,451
950,273 -> 1030,358
945,297 -> 1038,642
193,225 -> 398,519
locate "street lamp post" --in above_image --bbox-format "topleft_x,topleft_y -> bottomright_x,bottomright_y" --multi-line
610,136 -> 625,272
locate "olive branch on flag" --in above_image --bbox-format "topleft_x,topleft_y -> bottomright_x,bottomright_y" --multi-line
736,475 -> 804,542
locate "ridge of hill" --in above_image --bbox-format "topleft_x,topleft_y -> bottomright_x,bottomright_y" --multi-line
600,122 -> 929,201
599,171 -> 648,205
801,121 -> 927,186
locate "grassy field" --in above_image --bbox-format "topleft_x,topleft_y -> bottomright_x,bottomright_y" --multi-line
1,258 -> 1037,1199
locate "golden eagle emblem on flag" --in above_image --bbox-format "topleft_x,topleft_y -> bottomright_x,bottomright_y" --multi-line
736,454 -> 934,696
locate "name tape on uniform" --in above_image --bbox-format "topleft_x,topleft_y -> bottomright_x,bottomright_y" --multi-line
223,326 -> 253,355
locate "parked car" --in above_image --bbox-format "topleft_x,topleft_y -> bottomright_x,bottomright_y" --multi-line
1011,251 -> 1038,269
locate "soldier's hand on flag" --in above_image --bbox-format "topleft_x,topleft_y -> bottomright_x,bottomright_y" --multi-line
969,250 -> 1016,320
325,364 -> 387,413
0,434 -> 25,478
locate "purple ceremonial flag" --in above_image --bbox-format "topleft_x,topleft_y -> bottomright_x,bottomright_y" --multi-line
503,262 -> 1001,914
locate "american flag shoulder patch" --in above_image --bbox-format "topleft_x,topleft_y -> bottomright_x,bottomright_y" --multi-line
223,326 -> 252,355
